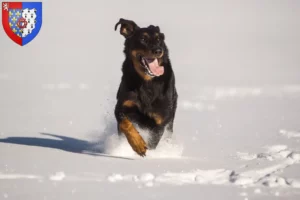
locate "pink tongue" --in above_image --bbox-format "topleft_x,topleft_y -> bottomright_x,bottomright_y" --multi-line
148,59 -> 164,76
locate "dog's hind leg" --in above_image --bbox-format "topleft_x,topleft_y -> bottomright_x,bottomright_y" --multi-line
166,121 -> 174,133
147,126 -> 165,150
160,121 -> 174,143
165,97 -> 177,139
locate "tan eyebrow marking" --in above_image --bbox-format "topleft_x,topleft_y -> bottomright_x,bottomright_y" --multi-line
142,32 -> 150,38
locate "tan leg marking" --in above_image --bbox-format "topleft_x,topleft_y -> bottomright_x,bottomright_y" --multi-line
149,113 -> 164,125
123,100 -> 136,107
119,118 -> 147,156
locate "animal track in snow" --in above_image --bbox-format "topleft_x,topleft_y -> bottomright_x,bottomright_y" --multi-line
236,152 -> 258,161
233,145 -> 300,187
107,169 -> 234,187
237,145 -> 293,161
107,145 -> 300,188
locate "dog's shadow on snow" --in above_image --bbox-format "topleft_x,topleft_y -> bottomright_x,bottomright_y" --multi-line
0,122 -> 133,160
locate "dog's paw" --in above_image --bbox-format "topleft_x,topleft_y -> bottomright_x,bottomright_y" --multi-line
126,133 -> 148,157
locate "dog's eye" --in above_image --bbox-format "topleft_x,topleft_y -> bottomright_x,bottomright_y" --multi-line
140,37 -> 148,43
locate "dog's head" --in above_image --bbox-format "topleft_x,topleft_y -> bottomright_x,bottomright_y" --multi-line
115,18 -> 167,80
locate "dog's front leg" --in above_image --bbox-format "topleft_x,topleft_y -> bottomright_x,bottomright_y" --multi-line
119,117 -> 147,156
115,100 -> 148,157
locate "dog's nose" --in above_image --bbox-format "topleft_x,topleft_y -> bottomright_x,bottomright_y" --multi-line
153,48 -> 163,57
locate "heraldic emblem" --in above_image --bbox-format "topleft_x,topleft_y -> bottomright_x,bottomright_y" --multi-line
2,2 -> 42,46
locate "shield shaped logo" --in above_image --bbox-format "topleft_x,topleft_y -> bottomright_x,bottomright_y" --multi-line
2,2 -> 42,46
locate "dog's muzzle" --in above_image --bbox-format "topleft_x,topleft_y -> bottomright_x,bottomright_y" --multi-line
136,54 -> 164,77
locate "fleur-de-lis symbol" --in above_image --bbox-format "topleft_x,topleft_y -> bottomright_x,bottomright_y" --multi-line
11,17 -> 17,22
3,3 -> 9,11
16,11 -> 21,17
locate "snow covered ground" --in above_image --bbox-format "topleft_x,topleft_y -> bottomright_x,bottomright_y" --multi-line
1,0 -> 300,199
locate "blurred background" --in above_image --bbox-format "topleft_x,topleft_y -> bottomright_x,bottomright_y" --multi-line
1,0 -> 299,138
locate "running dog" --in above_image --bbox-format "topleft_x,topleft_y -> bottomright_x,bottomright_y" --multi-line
114,18 -> 178,157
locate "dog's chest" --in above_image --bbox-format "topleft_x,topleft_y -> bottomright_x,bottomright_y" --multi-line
137,82 -> 166,112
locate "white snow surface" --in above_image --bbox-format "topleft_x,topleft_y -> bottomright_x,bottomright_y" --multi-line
1,0 -> 300,199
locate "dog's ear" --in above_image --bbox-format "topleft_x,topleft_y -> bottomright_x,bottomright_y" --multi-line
160,33 -> 165,40
115,18 -> 140,38
148,25 -> 160,33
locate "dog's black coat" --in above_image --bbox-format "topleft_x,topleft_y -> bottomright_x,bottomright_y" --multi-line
114,18 -> 178,155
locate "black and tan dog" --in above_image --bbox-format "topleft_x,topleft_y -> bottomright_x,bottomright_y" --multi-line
114,18 -> 178,157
